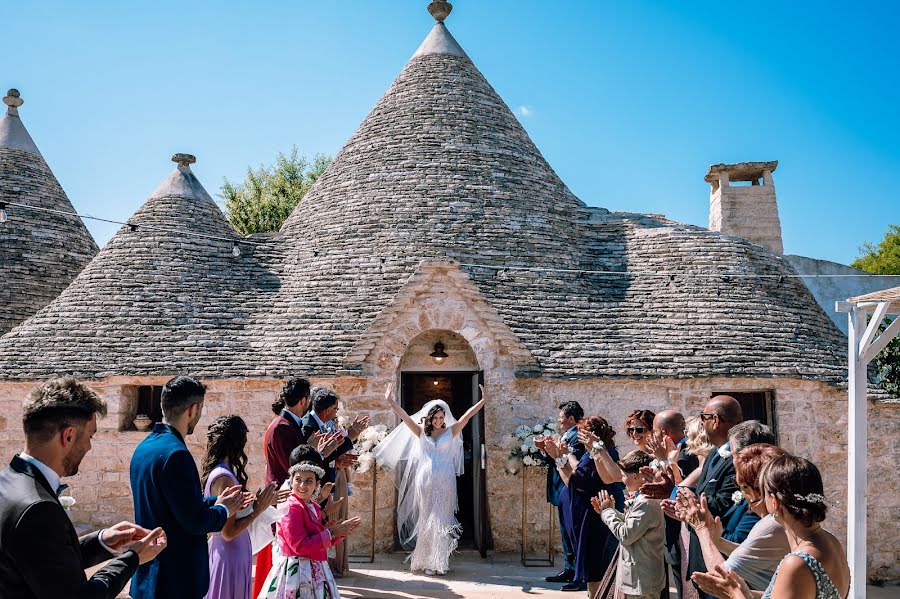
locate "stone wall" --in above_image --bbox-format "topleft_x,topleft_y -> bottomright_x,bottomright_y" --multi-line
709,183 -> 784,255
0,375 -> 897,581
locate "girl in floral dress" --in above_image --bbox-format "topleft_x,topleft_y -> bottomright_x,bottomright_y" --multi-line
258,461 -> 361,599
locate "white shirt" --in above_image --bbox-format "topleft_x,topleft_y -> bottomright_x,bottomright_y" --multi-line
18,452 -> 119,555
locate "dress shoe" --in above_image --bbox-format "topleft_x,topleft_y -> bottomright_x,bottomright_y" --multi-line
560,581 -> 587,592
545,571 -> 574,583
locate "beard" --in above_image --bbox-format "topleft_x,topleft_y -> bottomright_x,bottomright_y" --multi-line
62,450 -> 84,477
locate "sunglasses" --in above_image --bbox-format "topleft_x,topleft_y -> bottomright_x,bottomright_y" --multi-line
626,427 -> 646,435
699,413 -> 717,421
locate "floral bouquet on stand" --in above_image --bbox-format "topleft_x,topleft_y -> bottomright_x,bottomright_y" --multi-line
503,418 -> 558,475
347,422 -> 391,474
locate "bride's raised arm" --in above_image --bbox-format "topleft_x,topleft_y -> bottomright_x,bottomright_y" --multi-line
451,384 -> 488,436
384,383 -> 422,436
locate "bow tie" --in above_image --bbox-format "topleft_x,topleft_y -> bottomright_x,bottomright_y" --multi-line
56,484 -> 69,497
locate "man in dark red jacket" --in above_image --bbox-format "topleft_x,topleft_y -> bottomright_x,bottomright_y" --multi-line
265,378 -> 313,487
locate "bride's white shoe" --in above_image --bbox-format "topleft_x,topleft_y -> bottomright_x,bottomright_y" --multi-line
424,569 -> 436,576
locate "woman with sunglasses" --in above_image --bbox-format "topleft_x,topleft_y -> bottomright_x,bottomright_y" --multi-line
624,409 -> 656,453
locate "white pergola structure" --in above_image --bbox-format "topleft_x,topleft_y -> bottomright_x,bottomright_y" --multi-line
836,286 -> 900,598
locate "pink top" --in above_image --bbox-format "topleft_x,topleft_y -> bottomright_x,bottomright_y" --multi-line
277,493 -> 344,561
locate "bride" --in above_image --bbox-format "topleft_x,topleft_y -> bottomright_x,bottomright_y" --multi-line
374,382 -> 487,575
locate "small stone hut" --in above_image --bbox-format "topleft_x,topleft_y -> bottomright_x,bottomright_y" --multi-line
0,4 -> 897,580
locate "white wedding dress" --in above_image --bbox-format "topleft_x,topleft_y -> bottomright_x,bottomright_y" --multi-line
373,399 -> 465,574
408,430 -> 463,573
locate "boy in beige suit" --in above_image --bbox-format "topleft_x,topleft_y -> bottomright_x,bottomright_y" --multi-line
594,450 -> 666,599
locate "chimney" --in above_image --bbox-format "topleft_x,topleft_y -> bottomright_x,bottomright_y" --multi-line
706,160 -> 783,254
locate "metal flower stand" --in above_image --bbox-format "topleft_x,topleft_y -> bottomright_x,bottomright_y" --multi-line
520,465 -> 555,567
348,467 -> 377,564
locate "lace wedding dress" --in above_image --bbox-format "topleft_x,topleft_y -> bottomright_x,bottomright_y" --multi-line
373,399 -> 465,574
408,430 -> 463,573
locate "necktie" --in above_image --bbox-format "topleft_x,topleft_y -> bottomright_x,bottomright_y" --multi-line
56,483 -> 69,497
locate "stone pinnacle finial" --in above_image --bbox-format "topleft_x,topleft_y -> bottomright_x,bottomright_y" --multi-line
4,89 -> 24,115
427,1 -> 452,23
172,153 -> 196,170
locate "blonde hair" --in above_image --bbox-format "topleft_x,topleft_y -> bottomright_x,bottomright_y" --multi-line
685,416 -> 714,459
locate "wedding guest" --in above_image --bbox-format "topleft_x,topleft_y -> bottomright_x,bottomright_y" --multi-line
624,409 -> 656,453
593,450 -> 666,599
546,416 -> 625,593
257,461 -> 362,598
692,455 -> 850,599
650,410 -> 699,599
682,444 -> 790,592
300,387 -> 367,485
201,416 -> 280,599
130,376 -> 249,599
674,395 -> 744,599
265,378 -> 313,488
714,421 -> 777,545
0,377 -> 167,599
680,416 -> 714,486
534,400 -> 585,585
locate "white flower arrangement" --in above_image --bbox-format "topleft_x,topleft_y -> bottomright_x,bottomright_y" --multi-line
504,417 -> 558,475
338,416 -> 391,473
732,490 -> 744,505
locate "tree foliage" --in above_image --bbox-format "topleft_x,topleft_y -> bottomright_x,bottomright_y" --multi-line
851,224 -> 900,275
220,146 -> 331,235
854,225 -> 900,396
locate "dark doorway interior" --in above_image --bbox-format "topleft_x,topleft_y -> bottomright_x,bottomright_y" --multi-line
400,372 -> 489,553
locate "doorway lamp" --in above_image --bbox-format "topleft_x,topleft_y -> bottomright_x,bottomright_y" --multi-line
430,342 -> 448,364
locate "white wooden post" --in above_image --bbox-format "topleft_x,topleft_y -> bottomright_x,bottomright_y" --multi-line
846,305 -> 867,599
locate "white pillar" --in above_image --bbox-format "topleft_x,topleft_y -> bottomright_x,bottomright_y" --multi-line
847,305 -> 867,599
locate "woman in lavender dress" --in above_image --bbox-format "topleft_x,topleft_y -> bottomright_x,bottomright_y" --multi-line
201,416 -> 280,599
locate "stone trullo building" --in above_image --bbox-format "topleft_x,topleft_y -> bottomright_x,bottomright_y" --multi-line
0,3 -> 897,581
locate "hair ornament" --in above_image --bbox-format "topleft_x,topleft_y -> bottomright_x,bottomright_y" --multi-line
794,492 -> 827,505
289,462 -> 325,479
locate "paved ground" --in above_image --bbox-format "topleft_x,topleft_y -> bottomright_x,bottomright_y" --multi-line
89,549 -> 900,598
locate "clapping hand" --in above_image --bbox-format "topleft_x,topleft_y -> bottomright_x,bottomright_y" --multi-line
639,464 -> 675,499
577,429 -> 600,449
253,483 -> 279,515
692,564 -> 753,599
215,485 -> 248,516
276,488 -> 292,503
646,434 -> 674,462
312,431 -> 344,458
347,415 -> 370,441
100,521 -> 153,552
124,527 -> 167,565
683,492 -> 719,534
590,490 -> 615,514
335,453 -> 358,469
330,516 -> 362,537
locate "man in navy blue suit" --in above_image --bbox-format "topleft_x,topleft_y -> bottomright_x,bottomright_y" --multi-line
534,400 -> 585,586
130,376 -> 248,599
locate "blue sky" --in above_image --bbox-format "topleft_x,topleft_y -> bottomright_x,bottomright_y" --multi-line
7,1 -> 899,264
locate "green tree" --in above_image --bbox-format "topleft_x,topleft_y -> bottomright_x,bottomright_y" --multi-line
851,224 -> 900,274
220,146 -> 331,235
854,224 -> 900,396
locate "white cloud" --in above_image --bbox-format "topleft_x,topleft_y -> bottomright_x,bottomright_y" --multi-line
515,105 -> 534,118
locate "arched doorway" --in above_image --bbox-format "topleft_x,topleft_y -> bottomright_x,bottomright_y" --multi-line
397,329 -> 492,556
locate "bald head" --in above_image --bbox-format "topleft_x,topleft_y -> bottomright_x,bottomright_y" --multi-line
653,410 -> 685,442
703,395 -> 743,445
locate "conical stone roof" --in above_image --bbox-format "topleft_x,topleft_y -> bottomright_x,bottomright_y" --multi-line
0,155 -> 279,378
0,89 -> 98,336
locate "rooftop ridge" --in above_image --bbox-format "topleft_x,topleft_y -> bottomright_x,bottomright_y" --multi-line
0,89 -> 42,157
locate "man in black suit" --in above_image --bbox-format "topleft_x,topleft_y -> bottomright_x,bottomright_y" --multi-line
667,395 -> 743,599
651,409 -> 699,599
0,377 -> 166,599
299,387 -> 368,484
